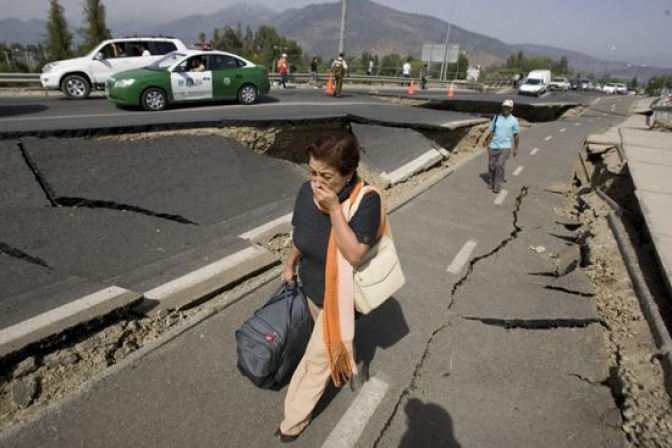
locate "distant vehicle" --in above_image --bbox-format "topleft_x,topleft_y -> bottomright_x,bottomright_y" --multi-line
518,70 -> 551,96
578,78 -> 593,91
603,83 -> 618,94
615,83 -> 628,95
106,50 -> 271,111
41,37 -> 188,100
548,77 -> 571,91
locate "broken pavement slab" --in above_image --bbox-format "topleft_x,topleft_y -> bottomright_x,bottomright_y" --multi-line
375,318 -> 622,448
134,244 -> 279,315
351,123 -> 446,185
0,285 -> 142,359
20,136 -> 305,229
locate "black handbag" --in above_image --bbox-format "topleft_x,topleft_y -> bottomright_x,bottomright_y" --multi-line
235,283 -> 314,389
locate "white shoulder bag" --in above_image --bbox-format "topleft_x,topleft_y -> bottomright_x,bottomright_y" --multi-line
348,185 -> 406,314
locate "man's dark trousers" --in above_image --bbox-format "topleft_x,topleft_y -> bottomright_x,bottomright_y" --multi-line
488,147 -> 510,192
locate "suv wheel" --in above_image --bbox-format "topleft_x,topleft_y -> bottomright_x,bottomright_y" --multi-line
62,74 -> 91,99
141,88 -> 168,111
237,84 -> 258,105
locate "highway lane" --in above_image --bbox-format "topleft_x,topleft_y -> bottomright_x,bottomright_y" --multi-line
0,89 -> 489,135
0,88 -> 604,136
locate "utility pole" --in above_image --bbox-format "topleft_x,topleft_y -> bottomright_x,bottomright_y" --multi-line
440,21 -> 451,81
339,0 -> 348,55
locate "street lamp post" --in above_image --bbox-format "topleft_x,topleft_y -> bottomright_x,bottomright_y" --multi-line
338,0 -> 347,55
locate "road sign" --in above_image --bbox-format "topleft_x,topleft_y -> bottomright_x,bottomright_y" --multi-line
421,44 -> 459,64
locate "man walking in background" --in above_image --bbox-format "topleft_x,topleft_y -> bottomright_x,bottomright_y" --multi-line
277,53 -> 289,89
484,99 -> 520,194
331,53 -> 348,97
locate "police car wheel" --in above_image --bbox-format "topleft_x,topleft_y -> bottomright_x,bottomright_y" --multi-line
238,84 -> 258,105
141,88 -> 168,111
62,75 -> 91,100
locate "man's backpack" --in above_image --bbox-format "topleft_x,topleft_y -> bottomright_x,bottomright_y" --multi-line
235,283 -> 314,389
332,61 -> 345,78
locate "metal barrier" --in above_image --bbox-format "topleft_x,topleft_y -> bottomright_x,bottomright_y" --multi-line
0,71 -> 484,91
0,73 -> 41,84
269,72 -> 483,91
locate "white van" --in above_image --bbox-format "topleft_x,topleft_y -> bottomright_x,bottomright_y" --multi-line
518,70 -> 551,97
41,37 -> 188,99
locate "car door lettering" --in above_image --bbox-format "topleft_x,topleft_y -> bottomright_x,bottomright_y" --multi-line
171,71 -> 213,101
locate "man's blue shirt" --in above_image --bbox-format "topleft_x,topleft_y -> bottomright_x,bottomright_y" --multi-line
489,114 -> 520,150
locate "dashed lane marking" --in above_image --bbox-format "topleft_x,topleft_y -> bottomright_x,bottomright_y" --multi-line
494,189 -> 509,206
513,166 -> 524,176
559,128 -> 567,133
544,136 -> 553,141
574,123 -> 582,127
321,377 -> 389,448
447,240 -> 478,274
530,148 -> 540,156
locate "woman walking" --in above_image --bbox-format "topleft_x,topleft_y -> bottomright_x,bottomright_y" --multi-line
276,132 -> 382,442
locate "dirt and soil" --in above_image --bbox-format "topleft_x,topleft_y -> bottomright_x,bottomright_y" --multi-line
566,141 -> 672,447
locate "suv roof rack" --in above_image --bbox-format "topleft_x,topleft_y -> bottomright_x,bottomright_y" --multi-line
117,35 -> 176,39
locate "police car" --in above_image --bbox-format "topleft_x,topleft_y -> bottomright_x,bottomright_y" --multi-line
106,50 -> 271,111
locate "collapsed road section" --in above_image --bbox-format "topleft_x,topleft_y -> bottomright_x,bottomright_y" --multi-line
0,109 -> 491,428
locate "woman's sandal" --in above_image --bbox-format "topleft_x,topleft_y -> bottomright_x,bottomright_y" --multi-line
275,428 -> 299,443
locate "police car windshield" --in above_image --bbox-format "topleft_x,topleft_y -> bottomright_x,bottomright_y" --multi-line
147,52 -> 187,71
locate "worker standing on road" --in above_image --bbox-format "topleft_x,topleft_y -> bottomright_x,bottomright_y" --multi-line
484,99 -> 520,193
278,53 -> 289,89
331,53 -> 348,97
420,64 -> 429,90
402,59 -> 412,86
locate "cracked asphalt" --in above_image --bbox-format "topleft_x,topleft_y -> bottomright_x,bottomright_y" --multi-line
0,96 -> 639,447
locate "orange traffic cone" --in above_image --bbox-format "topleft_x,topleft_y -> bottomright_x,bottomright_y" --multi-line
407,79 -> 415,95
325,75 -> 334,95
447,83 -> 455,98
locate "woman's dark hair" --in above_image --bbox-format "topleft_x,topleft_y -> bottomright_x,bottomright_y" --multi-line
305,132 -> 360,175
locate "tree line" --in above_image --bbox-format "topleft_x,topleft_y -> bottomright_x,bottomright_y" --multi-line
3,0 -> 470,80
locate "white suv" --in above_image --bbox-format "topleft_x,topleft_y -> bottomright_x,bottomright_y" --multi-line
41,37 -> 188,99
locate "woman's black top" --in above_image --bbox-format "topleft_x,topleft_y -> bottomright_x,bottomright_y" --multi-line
292,176 -> 382,307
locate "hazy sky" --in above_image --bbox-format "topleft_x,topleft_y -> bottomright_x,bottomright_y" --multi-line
3,0 -> 671,67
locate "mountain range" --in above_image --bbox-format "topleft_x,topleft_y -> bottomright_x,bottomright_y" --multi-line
1,0 -> 670,79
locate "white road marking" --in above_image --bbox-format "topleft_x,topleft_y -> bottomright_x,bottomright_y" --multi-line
0,101 -> 394,123
512,166 -> 524,176
321,377 -> 389,448
144,246 -> 268,301
530,148 -> 539,155
544,136 -> 553,141
574,123 -> 581,127
447,240 -> 478,274
494,189 -> 509,205
239,213 -> 293,241
0,287 -> 138,357
559,128 -> 567,133
380,149 -> 443,185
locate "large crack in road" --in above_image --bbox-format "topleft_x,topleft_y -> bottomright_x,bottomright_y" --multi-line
373,186 -> 529,447
16,141 -> 198,225
0,242 -> 52,269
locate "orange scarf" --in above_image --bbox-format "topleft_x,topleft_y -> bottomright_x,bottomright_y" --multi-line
323,180 -> 363,387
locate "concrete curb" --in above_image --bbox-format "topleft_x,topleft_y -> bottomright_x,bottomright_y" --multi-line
135,245 -> 279,315
602,205 -> 672,398
0,287 -> 142,359
380,149 -> 444,185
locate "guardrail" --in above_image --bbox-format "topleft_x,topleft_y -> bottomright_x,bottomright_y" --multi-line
0,73 -> 41,84
268,72 -> 484,91
0,71 -> 490,92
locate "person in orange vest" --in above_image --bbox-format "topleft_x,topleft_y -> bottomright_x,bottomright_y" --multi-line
278,53 -> 289,88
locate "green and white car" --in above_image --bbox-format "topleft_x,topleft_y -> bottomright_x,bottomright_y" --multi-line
106,50 -> 271,111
